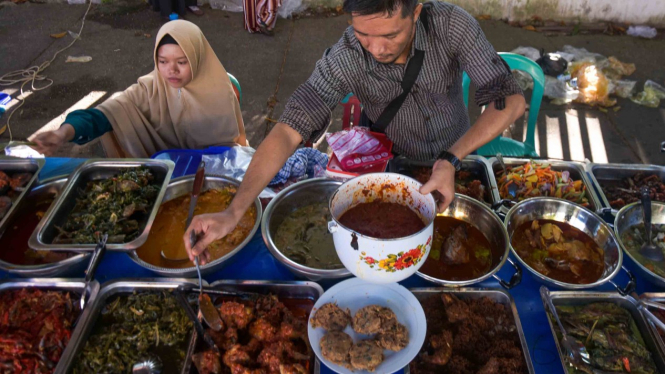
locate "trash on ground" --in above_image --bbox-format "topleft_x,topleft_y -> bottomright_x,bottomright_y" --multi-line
627,25 -> 658,39
50,32 -> 67,39
537,51 -> 568,77
631,80 -> 665,108
510,46 -> 540,61
611,80 -> 637,99
570,62 -> 616,107
65,55 -> 92,63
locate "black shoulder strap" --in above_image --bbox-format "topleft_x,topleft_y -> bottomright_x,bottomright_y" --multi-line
371,5 -> 430,133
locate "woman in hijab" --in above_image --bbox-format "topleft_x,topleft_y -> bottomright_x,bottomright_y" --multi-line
33,20 -> 246,158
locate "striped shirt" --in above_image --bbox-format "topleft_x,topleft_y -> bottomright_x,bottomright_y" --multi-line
278,2 -> 523,161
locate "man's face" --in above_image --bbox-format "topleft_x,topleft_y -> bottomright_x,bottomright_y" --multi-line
351,5 -> 421,64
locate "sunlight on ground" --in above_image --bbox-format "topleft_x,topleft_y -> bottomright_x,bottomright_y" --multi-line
28,91 -> 107,140
565,110 -> 585,162
545,115 -> 563,160
5,90 -> 33,110
585,115 -> 609,163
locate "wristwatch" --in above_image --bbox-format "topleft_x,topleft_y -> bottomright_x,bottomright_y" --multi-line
437,150 -> 461,171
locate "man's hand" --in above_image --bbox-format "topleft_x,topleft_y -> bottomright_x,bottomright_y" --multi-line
31,124 -> 75,156
183,211 -> 241,265
420,159 -> 456,213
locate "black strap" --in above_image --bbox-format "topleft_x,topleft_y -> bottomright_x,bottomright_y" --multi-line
370,4 -> 430,133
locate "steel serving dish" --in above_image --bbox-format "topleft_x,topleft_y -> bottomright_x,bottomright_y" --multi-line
59,278 -> 201,374
262,178 -> 350,281
488,157 -> 602,215
543,291 -> 665,373
128,175 -> 262,277
505,198 -> 634,292
29,159 -> 174,252
405,288 -> 535,374
0,156 -> 44,233
0,176 -> 91,277
587,162 -> 665,212
415,193 -> 522,289
614,201 -> 665,288
190,280 -> 325,374
0,278 -> 100,374
640,293 -> 665,355
389,155 -> 500,205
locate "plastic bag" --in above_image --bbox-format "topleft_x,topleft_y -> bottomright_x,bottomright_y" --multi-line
202,147 -> 277,198
562,45 -> 606,64
537,52 -> 568,77
601,56 -> 636,81
510,46 -> 541,61
612,80 -> 637,99
631,80 -> 665,108
512,70 -> 533,91
326,128 -> 393,171
544,76 -> 579,102
627,26 -> 657,39
209,0 -> 243,12
571,62 -> 616,107
278,0 -> 306,18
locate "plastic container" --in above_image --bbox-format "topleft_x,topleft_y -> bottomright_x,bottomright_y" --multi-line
325,132 -> 393,179
151,146 -> 231,178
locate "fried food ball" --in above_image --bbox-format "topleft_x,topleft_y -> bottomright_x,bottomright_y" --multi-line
349,340 -> 384,372
376,322 -> 409,351
352,305 -> 397,335
311,303 -> 352,331
320,331 -> 353,367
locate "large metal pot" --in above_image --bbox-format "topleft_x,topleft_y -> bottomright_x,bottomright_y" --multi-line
505,197 -> 634,293
0,177 -> 91,277
127,175 -> 262,277
614,201 -> 665,288
328,173 -> 436,284
416,194 -> 522,289
262,178 -> 350,281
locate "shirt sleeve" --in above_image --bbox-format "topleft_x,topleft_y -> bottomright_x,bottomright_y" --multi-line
447,6 -> 523,109
64,108 -> 113,145
278,47 -> 352,143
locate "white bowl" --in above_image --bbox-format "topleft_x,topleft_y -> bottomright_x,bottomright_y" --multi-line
308,278 -> 427,374
328,173 -> 436,284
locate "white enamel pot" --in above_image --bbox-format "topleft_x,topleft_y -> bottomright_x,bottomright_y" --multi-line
328,173 -> 436,284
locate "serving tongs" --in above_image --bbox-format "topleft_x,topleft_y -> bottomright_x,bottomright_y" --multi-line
79,233 -> 107,310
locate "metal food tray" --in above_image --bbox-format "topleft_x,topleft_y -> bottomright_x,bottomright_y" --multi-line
0,278 -> 100,374
586,162 -> 665,211
544,291 -> 665,373
59,278 -> 202,374
0,157 -> 44,236
388,155 -> 500,205
487,157 -> 602,215
640,293 -> 665,357
405,288 -> 535,374
193,280 -> 325,374
29,158 -> 175,252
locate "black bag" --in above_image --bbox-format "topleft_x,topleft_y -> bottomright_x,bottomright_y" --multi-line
536,49 -> 568,77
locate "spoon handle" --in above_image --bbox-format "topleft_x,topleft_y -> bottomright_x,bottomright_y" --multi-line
641,186 -> 653,244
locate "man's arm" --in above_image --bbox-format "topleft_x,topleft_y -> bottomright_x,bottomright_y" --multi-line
184,123 -> 302,263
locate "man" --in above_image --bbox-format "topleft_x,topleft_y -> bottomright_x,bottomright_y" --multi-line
184,0 -> 525,264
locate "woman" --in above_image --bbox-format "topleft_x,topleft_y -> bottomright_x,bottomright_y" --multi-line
33,20 -> 247,158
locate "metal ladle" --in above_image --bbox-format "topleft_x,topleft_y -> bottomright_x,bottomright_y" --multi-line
639,186 -> 664,262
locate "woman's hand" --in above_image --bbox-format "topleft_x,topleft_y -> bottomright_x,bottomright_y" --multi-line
183,210 -> 242,265
31,124 -> 75,156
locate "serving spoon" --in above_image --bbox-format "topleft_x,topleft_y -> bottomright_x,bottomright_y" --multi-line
639,186 -> 664,262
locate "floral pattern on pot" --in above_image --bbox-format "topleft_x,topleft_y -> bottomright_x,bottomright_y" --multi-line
360,236 -> 431,272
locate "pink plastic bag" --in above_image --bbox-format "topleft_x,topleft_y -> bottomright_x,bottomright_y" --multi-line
326,128 -> 393,171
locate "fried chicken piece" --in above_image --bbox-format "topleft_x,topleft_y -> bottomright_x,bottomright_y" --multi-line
255,295 -> 287,325
320,331 -> 353,368
441,294 -> 469,323
209,327 -> 239,351
258,340 -> 310,373
420,330 -> 453,366
219,301 -> 255,329
352,305 -> 397,335
310,303 -> 351,331
229,364 -> 267,374
376,322 -> 409,351
250,317 -> 279,342
280,311 -> 307,340
224,344 -> 252,367
279,363 -> 307,374
349,340 -> 384,372
192,350 -> 222,374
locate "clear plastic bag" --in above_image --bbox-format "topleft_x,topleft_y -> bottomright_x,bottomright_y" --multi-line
544,76 -> 579,102
631,80 -> 665,108
570,62 -> 616,107
612,80 -> 637,99
202,147 -> 277,198
326,128 -> 393,171
562,45 -> 606,64
510,46 -> 541,61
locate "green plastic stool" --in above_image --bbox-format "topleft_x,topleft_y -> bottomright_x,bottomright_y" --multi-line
227,73 -> 242,104
463,52 -> 544,158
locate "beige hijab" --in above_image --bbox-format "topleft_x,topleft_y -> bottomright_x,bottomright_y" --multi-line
97,20 -> 247,158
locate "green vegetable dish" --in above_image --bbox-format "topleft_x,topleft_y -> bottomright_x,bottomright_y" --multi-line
72,292 -> 192,374
552,302 -> 658,374
54,167 -> 160,244
621,223 -> 665,278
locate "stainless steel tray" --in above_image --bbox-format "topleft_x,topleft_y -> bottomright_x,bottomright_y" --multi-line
0,176 -> 92,277
544,291 -> 665,373
586,162 -> 665,211
59,278 -> 201,374
640,293 -> 665,358
405,287 -> 535,374
29,158 -> 175,252
487,157 -> 602,215
388,155 -> 500,205
196,280 -> 325,374
0,156 -> 44,235
0,278 -> 100,374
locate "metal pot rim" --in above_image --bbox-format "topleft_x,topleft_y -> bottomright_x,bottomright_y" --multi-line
415,194 -> 511,286
262,178 -> 350,278
329,172 -> 437,242
614,201 -> 665,284
505,196 -> 623,289
127,175 -> 262,276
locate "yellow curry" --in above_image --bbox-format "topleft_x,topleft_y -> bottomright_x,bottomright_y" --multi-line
136,187 -> 256,269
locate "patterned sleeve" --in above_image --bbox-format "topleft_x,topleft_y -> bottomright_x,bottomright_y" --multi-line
447,6 -> 523,109
278,46 -> 352,143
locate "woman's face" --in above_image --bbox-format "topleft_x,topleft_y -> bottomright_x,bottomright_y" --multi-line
157,44 -> 192,89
